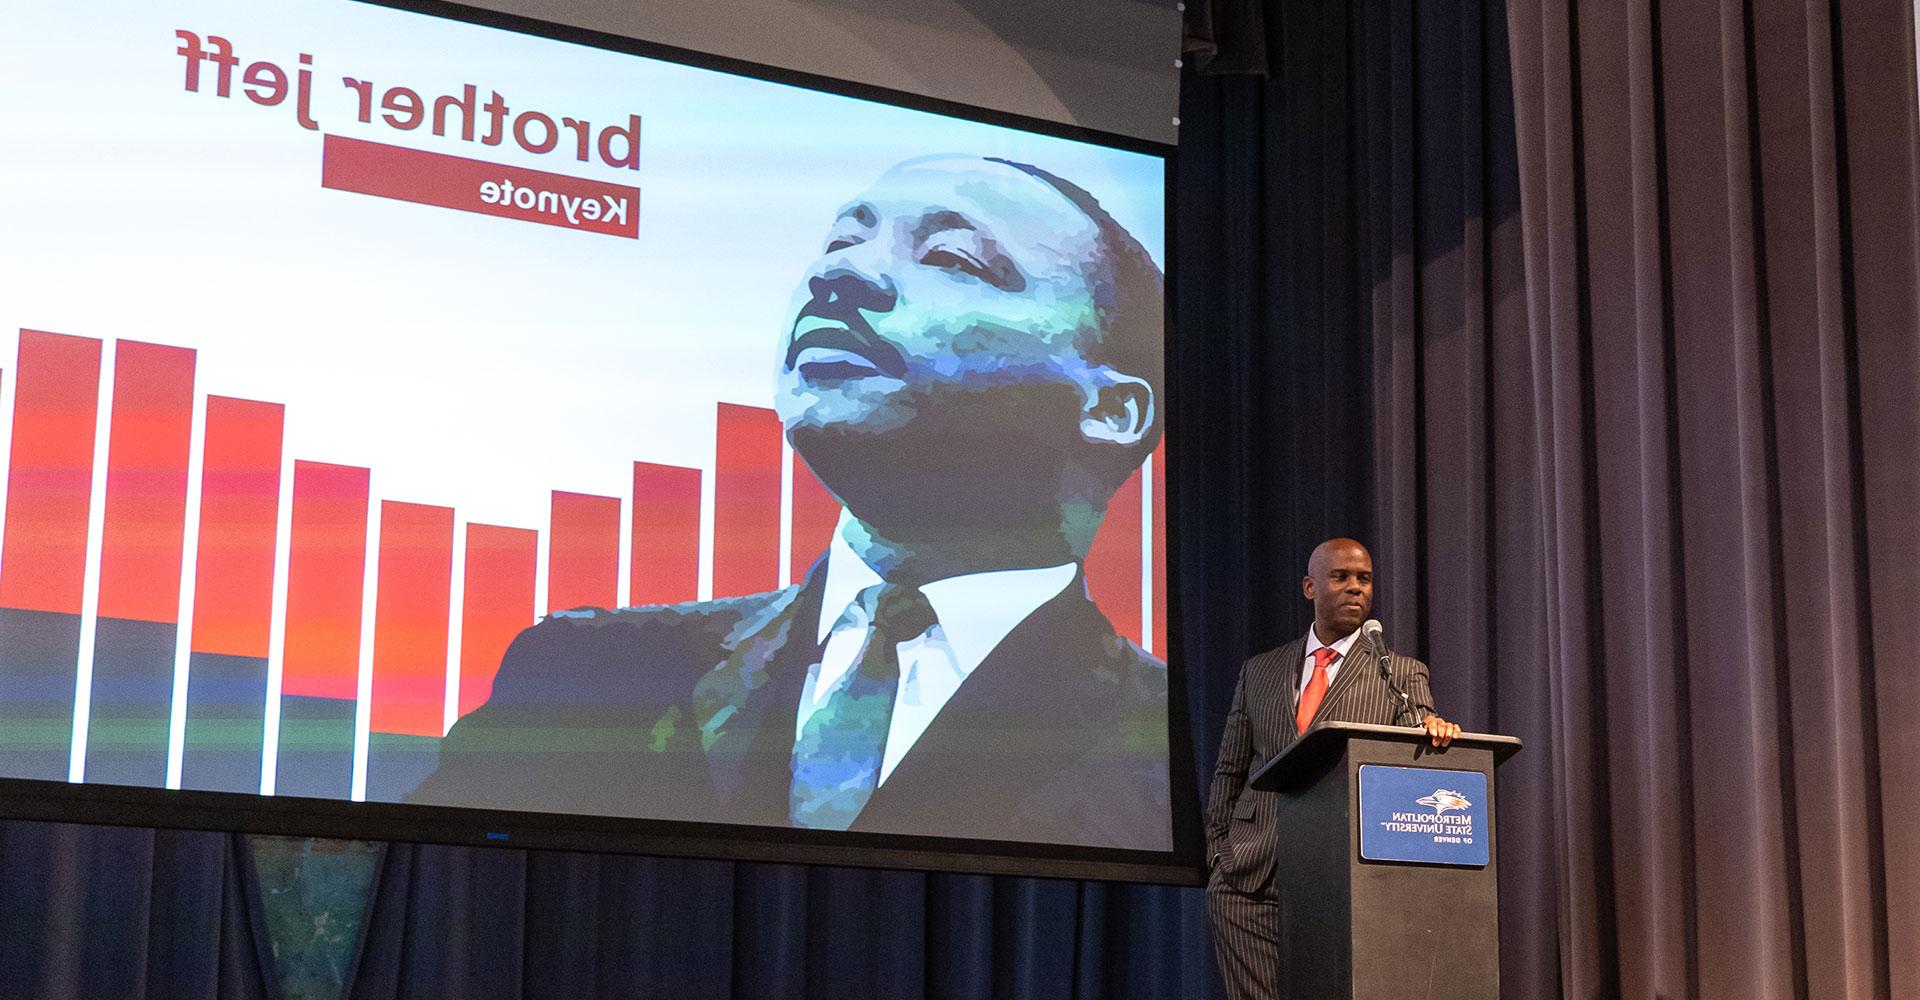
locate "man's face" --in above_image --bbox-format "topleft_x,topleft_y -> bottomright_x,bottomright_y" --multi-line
773,157 -> 1107,442
1304,542 -> 1374,639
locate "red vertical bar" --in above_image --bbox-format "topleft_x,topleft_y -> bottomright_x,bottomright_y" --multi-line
547,491 -> 619,613
713,403 -> 781,598
281,462 -> 369,700
0,331 -> 103,614
789,457 -> 840,584
189,397 -> 284,657
630,461 -> 700,606
459,523 -> 535,716
96,341 -> 196,624
370,501 -> 453,737
1151,441 -> 1167,658
1085,467 -> 1144,647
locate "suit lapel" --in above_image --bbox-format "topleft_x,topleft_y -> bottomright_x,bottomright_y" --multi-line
1311,639 -> 1372,727
1265,638 -> 1305,735
693,563 -> 827,823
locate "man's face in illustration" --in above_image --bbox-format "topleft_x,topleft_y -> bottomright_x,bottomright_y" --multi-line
775,156 -> 1157,533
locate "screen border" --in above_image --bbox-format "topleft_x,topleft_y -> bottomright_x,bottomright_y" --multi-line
0,0 -> 1202,887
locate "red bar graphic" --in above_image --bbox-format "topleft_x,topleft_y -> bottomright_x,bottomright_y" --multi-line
547,491 -> 619,614
0,331 -> 102,614
96,341 -> 196,624
1085,467 -> 1144,647
789,456 -> 839,584
1151,441 -> 1167,657
281,462 -> 369,701
320,134 -> 640,239
713,404 -> 781,598
189,397 -> 285,657
370,501 -> 453,737
459,523 -> 535,717
630,462 -> 700,606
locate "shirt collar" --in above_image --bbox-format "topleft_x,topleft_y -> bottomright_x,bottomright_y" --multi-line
815,515 -> 1078,669
1304,623 -> 1362,661
816,522 -> 883,644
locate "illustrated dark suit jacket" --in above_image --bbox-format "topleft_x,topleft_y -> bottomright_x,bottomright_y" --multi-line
409,560 -> 1172,851
1204,635 -> 1435,894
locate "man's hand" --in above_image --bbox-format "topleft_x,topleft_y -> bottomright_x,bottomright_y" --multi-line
1423,714 -> 1461,747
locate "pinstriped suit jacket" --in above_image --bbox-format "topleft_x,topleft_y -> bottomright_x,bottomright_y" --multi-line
1205,633 -> 1436,894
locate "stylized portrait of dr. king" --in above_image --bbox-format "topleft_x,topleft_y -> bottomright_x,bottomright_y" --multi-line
412,155 -> 1169,849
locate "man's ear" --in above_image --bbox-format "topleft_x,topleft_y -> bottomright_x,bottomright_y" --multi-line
1302,576 -> 1316,601
1077,369 -> 1155,447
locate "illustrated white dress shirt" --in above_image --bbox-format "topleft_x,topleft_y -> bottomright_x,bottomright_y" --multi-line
795,521 -> 1077,784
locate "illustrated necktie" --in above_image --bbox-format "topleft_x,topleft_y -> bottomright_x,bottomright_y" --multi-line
789,582 -> 937,830
1295,646 -> 1339,733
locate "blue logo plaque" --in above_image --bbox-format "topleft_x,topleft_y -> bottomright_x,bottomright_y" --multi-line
1358,765 -> 1489,867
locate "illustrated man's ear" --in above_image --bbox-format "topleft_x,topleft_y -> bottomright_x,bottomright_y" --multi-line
1077,368 -> 1155,448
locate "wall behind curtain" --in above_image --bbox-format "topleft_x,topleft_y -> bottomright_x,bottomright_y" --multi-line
1375,0 -> 1920,997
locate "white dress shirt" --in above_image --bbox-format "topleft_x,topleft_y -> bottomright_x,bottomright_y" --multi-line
1300,624 -> 1362,697
795,521 -> 1078,784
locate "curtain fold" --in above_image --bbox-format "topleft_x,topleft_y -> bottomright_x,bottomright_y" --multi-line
343,849 -> 1207,1000
0,820 -> 280,999
1375,1 -> 1920,997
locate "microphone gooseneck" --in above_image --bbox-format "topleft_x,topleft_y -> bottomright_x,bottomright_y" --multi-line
1362,619 -> 1423,725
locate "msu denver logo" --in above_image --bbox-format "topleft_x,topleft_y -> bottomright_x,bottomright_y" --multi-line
1416,789 -> 1472,816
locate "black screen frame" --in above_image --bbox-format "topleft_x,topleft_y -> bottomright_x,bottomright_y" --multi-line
0,0 -> 1201,887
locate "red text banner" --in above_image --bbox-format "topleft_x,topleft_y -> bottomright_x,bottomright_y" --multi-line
319,134 -> 640,239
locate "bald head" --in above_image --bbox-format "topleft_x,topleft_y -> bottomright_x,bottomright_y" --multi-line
1302,538 -> 1374,643
1307,538 -> 1370,577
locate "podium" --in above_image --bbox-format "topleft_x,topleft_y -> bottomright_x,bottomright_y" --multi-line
1247,722 -> 1521,998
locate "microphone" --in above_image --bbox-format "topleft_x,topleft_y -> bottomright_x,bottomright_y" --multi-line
1360,618 -> 1386,656
1362,619 -> 1423,725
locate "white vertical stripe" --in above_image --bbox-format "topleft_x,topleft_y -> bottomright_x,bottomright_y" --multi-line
165,391 -> 207,791
616,488 -> 632,608
258,445 -> 296,795
696,458 -> 715,604
1140,452 -> 1155,657
349,488 -> 380,802
534,494 -> 550,619
68,338 -> 115,783
777,442 -> 794,587
0,361 -> 15,583
442,520 -> 467,735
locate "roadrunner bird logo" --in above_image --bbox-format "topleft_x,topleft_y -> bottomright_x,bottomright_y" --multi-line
1416,789 -> 1472,815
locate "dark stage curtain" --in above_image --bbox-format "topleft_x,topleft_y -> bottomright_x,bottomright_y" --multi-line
1373,1 -> 1920,998
0,820 -> 279,999
344,849 -> 1202,1000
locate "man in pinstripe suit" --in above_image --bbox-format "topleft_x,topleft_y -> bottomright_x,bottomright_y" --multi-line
1205,538 -> 1461,999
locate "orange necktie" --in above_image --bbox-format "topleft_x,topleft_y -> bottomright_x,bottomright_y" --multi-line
1296,646 -> 1339,733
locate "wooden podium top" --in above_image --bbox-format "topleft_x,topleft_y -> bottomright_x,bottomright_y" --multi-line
1248,721 -> 1522,792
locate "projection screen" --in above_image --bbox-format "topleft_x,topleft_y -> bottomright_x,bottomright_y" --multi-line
0,0 -> 1193,882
